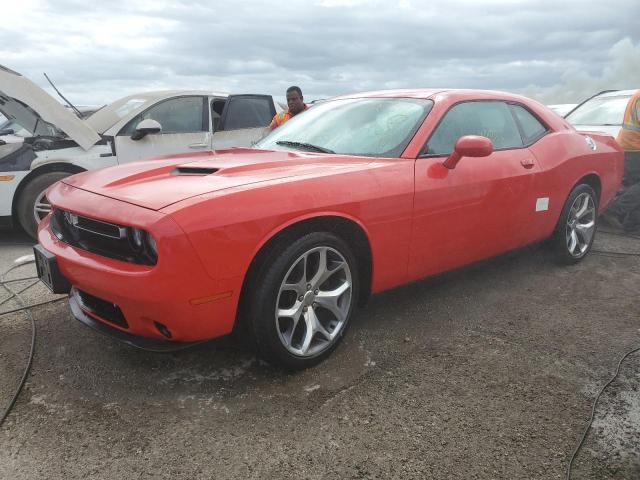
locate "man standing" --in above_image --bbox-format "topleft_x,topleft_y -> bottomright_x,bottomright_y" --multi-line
269,86 -> 308,130
601,90 -> 640,231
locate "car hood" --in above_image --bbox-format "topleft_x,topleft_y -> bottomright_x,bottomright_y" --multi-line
62,148 -> 372,210
0,65 -> 101,150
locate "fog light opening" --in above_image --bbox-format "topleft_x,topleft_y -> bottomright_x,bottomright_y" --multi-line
154,321 -> 172,339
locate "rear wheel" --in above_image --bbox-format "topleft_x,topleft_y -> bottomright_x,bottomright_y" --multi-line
17,172 -> 71,239
549,184 -> 597,264
246,232 -> 359,370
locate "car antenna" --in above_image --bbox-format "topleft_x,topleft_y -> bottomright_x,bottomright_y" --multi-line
43,72 -> 83,118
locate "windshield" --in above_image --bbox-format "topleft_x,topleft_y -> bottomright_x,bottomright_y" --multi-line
255,98 -> 433,157
85,96 -> 153,133
565,95 -> 631,126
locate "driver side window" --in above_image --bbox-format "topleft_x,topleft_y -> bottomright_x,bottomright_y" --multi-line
120,96 -> 206,135
424,101 -> 523,155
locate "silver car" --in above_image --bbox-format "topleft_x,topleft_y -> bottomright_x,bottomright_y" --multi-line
565,89 -> 638,138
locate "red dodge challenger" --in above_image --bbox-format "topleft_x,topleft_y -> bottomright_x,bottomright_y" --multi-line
34,89 -> 624,369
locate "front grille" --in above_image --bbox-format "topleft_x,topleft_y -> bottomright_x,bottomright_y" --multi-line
77,289 -> 128,329
73,214 -> 125,239
50,209 -> 156,266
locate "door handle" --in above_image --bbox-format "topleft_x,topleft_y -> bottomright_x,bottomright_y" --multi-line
520,158 -> 535,169
189,142 -> 208,149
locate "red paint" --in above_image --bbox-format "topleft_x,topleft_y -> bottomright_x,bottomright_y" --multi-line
38,90 -> 624,345
443,135 -> 493,169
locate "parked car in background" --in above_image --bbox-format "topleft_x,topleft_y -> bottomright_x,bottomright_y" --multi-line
0,64 -> 282,237
547,104 -> 577,116
0,117 -> 32,143
35,89 -> 623,369
0,105 -> 100,145
68,105 -> 104,119
565,89 -> 638,137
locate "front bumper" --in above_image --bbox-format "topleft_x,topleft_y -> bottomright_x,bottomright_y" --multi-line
0,170 -> 28,217
69,288 -> 205,352
38,183 -> 244,345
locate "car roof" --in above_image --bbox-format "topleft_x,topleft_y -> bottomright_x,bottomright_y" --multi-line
332,89 -> 444,100
115,90 -> 230,102
330,88 -> 538,103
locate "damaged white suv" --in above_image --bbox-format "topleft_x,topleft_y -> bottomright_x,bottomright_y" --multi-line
0,65 -> 282,238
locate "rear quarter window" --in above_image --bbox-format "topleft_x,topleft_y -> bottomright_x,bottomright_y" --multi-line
510,104 -> 548,145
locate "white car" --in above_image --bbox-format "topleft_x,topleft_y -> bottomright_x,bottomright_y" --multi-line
0,118 -> 32,143
547,103 -> 577,117
0,106 -> 62,144
565,89 -> 638,138
0,64 -> 282,237
0,106 -> 106,146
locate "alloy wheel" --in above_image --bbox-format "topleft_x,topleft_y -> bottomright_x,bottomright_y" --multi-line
565,192 -> 596,257
275,246 -> 352,357
33,189 -> 52,225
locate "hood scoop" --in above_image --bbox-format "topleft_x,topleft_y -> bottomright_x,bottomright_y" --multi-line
172,166 -> 219,175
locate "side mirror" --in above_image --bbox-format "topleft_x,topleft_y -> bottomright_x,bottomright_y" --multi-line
0,128 -> 15,136
442,135 -> 493,169
131,119 -> 162,141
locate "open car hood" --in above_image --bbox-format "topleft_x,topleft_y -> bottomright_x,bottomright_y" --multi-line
62,148 -> 371,210
0,65 -> 101,150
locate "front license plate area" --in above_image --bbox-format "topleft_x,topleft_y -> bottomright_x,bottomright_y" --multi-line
33,244 -> 71,294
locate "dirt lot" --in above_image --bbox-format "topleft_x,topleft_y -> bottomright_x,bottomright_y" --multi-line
1,229 -> 639,479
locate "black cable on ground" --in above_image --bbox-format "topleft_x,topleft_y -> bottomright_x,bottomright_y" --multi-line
0,298 -> 67,317
592,228 -> 640,257
0,262 -> 38,427
566,345 -> 640,480
591,250 -> 640,257
0,279 -> 40,307
2,276 -> 39,283
597,229 -> 640,241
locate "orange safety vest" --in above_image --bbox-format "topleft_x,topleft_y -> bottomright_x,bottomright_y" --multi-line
269,104 -> 308,130
617,90 -> 640,151
269,111 -> 292,130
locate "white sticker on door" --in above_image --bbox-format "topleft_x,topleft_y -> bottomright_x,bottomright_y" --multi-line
536,197 -> 549,212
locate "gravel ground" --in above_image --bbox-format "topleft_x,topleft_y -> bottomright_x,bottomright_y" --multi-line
0,228 -> 639,479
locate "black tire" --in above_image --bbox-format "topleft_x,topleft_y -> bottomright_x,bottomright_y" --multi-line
549,184 -> 598,264
246,231 -> 360,370
17,172 -> 71,239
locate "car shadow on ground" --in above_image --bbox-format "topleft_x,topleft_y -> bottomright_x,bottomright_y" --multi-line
25,242 -> 552,407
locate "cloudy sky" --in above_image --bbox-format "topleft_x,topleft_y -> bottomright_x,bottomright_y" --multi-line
2,0 -> 639,107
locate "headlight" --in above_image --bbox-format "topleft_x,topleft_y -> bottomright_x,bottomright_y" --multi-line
131,228 -> 144,248
51,209 -> 158,266
146,233 -> 157,257
128,227 -> 158,264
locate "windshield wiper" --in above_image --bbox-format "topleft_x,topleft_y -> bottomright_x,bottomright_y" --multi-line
276,140 -> 335,154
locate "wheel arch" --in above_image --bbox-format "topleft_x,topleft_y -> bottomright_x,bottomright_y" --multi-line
240,215 -> 374,311
550,173 -> 601,233
574,173 -> 601,207
12,162 -> 86,219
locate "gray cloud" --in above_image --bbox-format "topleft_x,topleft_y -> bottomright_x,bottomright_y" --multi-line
1,0 -> 638,106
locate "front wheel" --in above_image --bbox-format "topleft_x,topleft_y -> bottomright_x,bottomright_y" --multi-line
549,184 -> 598,264
17,172 -> 72,239
247,232 -> 359,370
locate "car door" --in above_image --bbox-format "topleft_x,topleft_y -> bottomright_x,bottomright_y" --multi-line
409,100 -> 542,281
114,95 -> 209,164
211,94 -> 276,149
